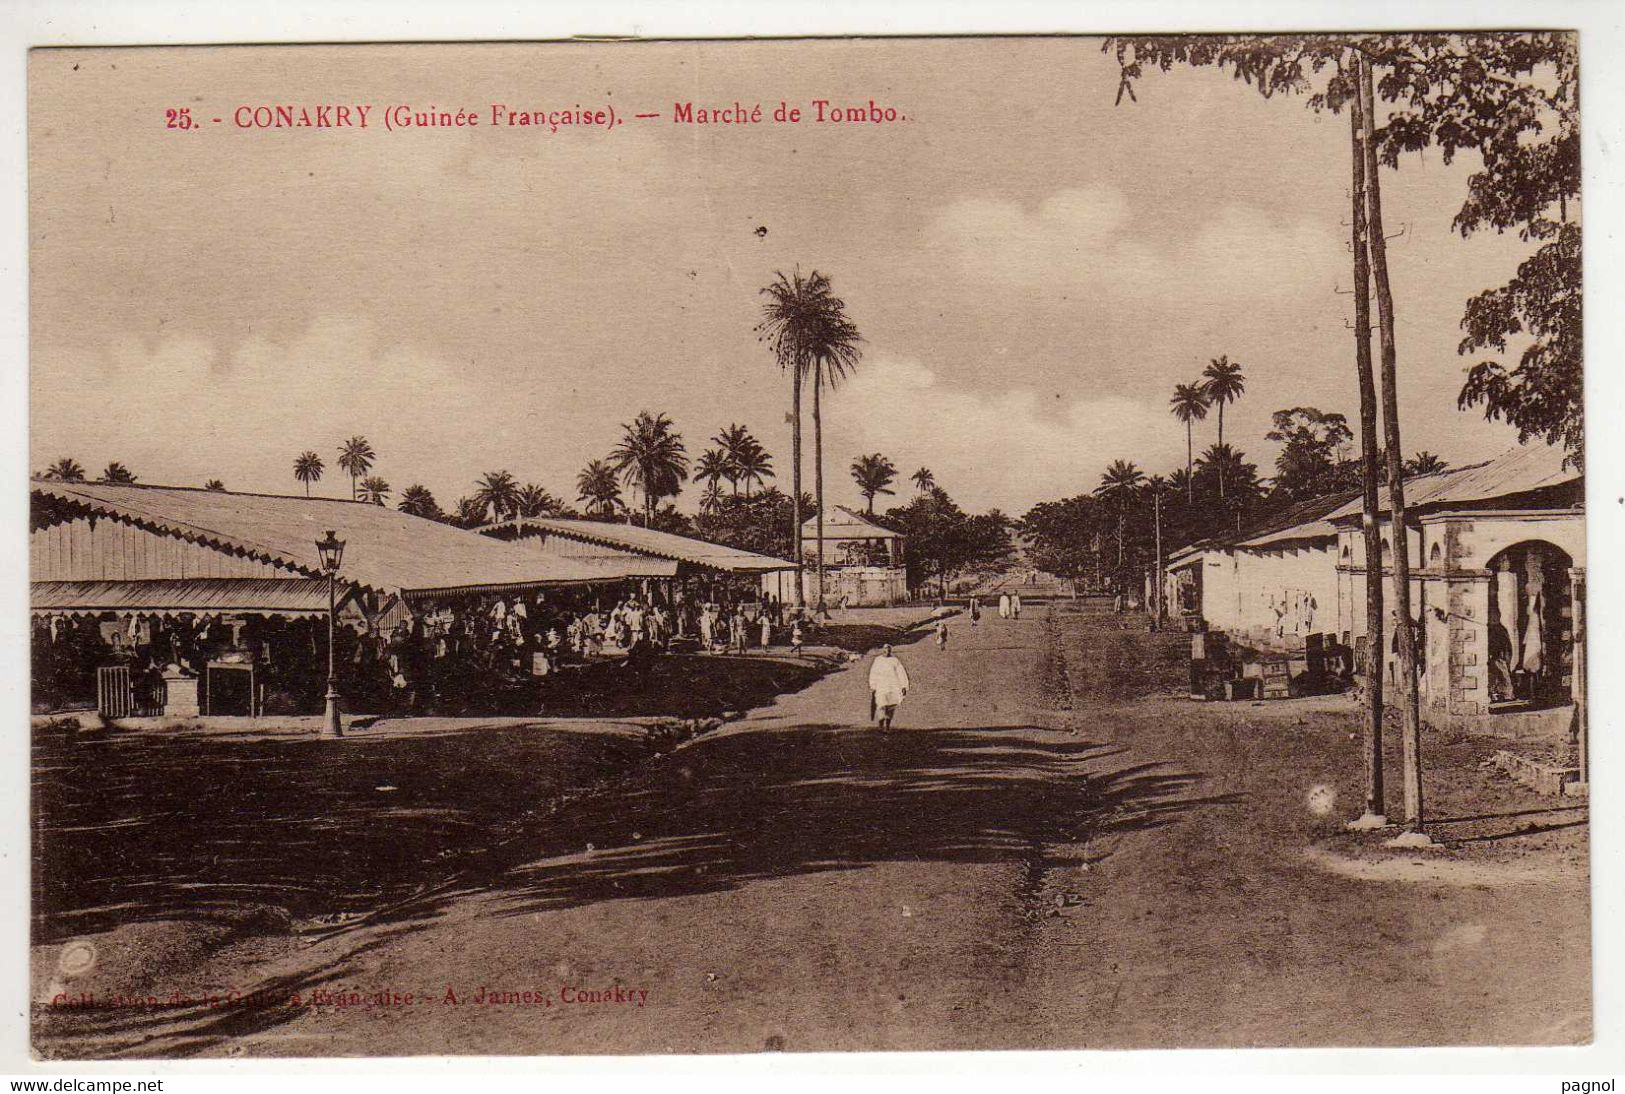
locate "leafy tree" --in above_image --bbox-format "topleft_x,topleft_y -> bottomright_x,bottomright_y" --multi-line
336,436 -> 375,501
1266,407 -> 1356,501
1021,494 -> 1104,589
472,470 -> 521,524
700,480 -> 725,514
43,458 -> 86,482
398,484 -> 442,519
100,462 -> 137,484
1169,382 -> 1210,503
609,411 -> 689,524
883,487 -> 1011,596
757,269 -> 863,610
693,487 -> 812,560
575,458 -> 623,518
293,450 -> 324,496
358,476 -> 391,506
850,452 -> 899,513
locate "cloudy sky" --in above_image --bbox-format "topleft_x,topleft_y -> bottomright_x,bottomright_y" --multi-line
29,39 -> 1537,515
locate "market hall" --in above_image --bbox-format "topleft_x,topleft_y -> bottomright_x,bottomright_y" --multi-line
29,480 -> 665,721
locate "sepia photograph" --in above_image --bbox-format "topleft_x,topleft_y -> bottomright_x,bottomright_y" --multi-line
21,26 -> 1592,1062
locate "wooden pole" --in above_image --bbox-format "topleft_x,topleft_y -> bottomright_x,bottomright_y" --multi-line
1359,53 -> 1424,832
1349,59 -> 1386,824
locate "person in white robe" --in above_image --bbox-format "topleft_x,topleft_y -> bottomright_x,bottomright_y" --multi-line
998,594 -> 1011,619
868,643 -> 911,729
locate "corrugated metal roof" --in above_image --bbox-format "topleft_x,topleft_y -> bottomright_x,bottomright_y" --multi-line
1235,490 -> 1360,549
492,517 -> 795,573
31,578 -> 331,615
31,481 -> 622,596
802,505 -> 903,538
1325,444 -> 1579,523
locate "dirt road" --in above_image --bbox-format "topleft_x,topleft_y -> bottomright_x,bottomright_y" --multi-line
54,602 -> 1587,1057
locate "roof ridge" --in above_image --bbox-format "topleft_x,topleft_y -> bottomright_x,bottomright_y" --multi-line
31,478 -> 373,504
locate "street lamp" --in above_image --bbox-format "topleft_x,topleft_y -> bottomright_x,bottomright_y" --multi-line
317,530 -> 346,738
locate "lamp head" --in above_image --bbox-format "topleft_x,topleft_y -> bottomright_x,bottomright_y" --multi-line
316,530 -> 346,574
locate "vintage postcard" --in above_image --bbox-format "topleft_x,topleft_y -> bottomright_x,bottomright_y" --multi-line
26,33 -> 1587,1059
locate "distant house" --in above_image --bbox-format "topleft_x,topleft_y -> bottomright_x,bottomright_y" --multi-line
795,506 -> 908,607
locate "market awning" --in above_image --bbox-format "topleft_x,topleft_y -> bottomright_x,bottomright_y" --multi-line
31,578 -> 333,617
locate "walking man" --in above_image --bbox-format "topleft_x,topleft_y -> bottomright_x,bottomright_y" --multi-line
935,620 -> 950,650
1011,593 -> 1022,620
868,643 -> 911,730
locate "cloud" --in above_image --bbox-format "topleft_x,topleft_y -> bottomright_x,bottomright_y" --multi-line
824,353 -> 1178,514
924,188 -> 1345,309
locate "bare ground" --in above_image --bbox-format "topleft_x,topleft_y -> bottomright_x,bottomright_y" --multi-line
33,602 -> 1588,1058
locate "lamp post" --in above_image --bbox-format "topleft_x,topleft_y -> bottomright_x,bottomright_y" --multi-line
317,530 -> 346,739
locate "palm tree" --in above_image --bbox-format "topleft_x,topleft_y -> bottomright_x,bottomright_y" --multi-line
609,411 -> 689,524
100,462 -> 137,484
1202,356 -> 1246,496
398,484 -> 441,519
712,424 -> 753,494
515,483 -> 562,519
576,458 -> 623,518
204,479 -> 226,491
1169,382 -> 1210,503
1094,459 -> 1146,578
695,448 -> 731,495
336,436 -> 376,500
731,438 -> 774,497
358,476 -> 391,506
1404,451 -> 1447,477
758,269 -> 863,610
851,453 -> 898,514
293,450 -> 324,496
911,467 -> 935,494
472,470 -> 521,524
700,480 -> 725,514
42,457 -> 86,482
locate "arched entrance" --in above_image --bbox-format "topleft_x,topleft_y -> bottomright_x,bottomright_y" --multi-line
1485,540 -> 1574,708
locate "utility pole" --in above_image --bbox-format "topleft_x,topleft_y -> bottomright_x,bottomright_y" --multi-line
1358,51 -> 1427,842
1346,55 -> 1387,830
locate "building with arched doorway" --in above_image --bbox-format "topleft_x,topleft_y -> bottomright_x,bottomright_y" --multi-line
1329,444 -> 1583,735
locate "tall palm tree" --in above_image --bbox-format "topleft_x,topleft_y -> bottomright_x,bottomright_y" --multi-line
472,470 -> 521,524
398,484 -> 441,519
515,483 -> 562,519
911,467 -> 935,495
851,453 -> 898,513
1169,382 -> 1210,503
1094,459 -> 1146,578
293,450 -> 324,496
758,269 -> 863,610
336,436 -> 375,500
100,462 -> 137,484
609,411 -> 689,525
358,476 -> 391,506
695,448 -> 731,496
204,479 -> 226,491
576,458 -> 623,518
1202,356 -> 1246,497
42,457 -> 86,482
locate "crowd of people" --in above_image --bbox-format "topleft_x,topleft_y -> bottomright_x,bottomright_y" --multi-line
32,582 -> 823,718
